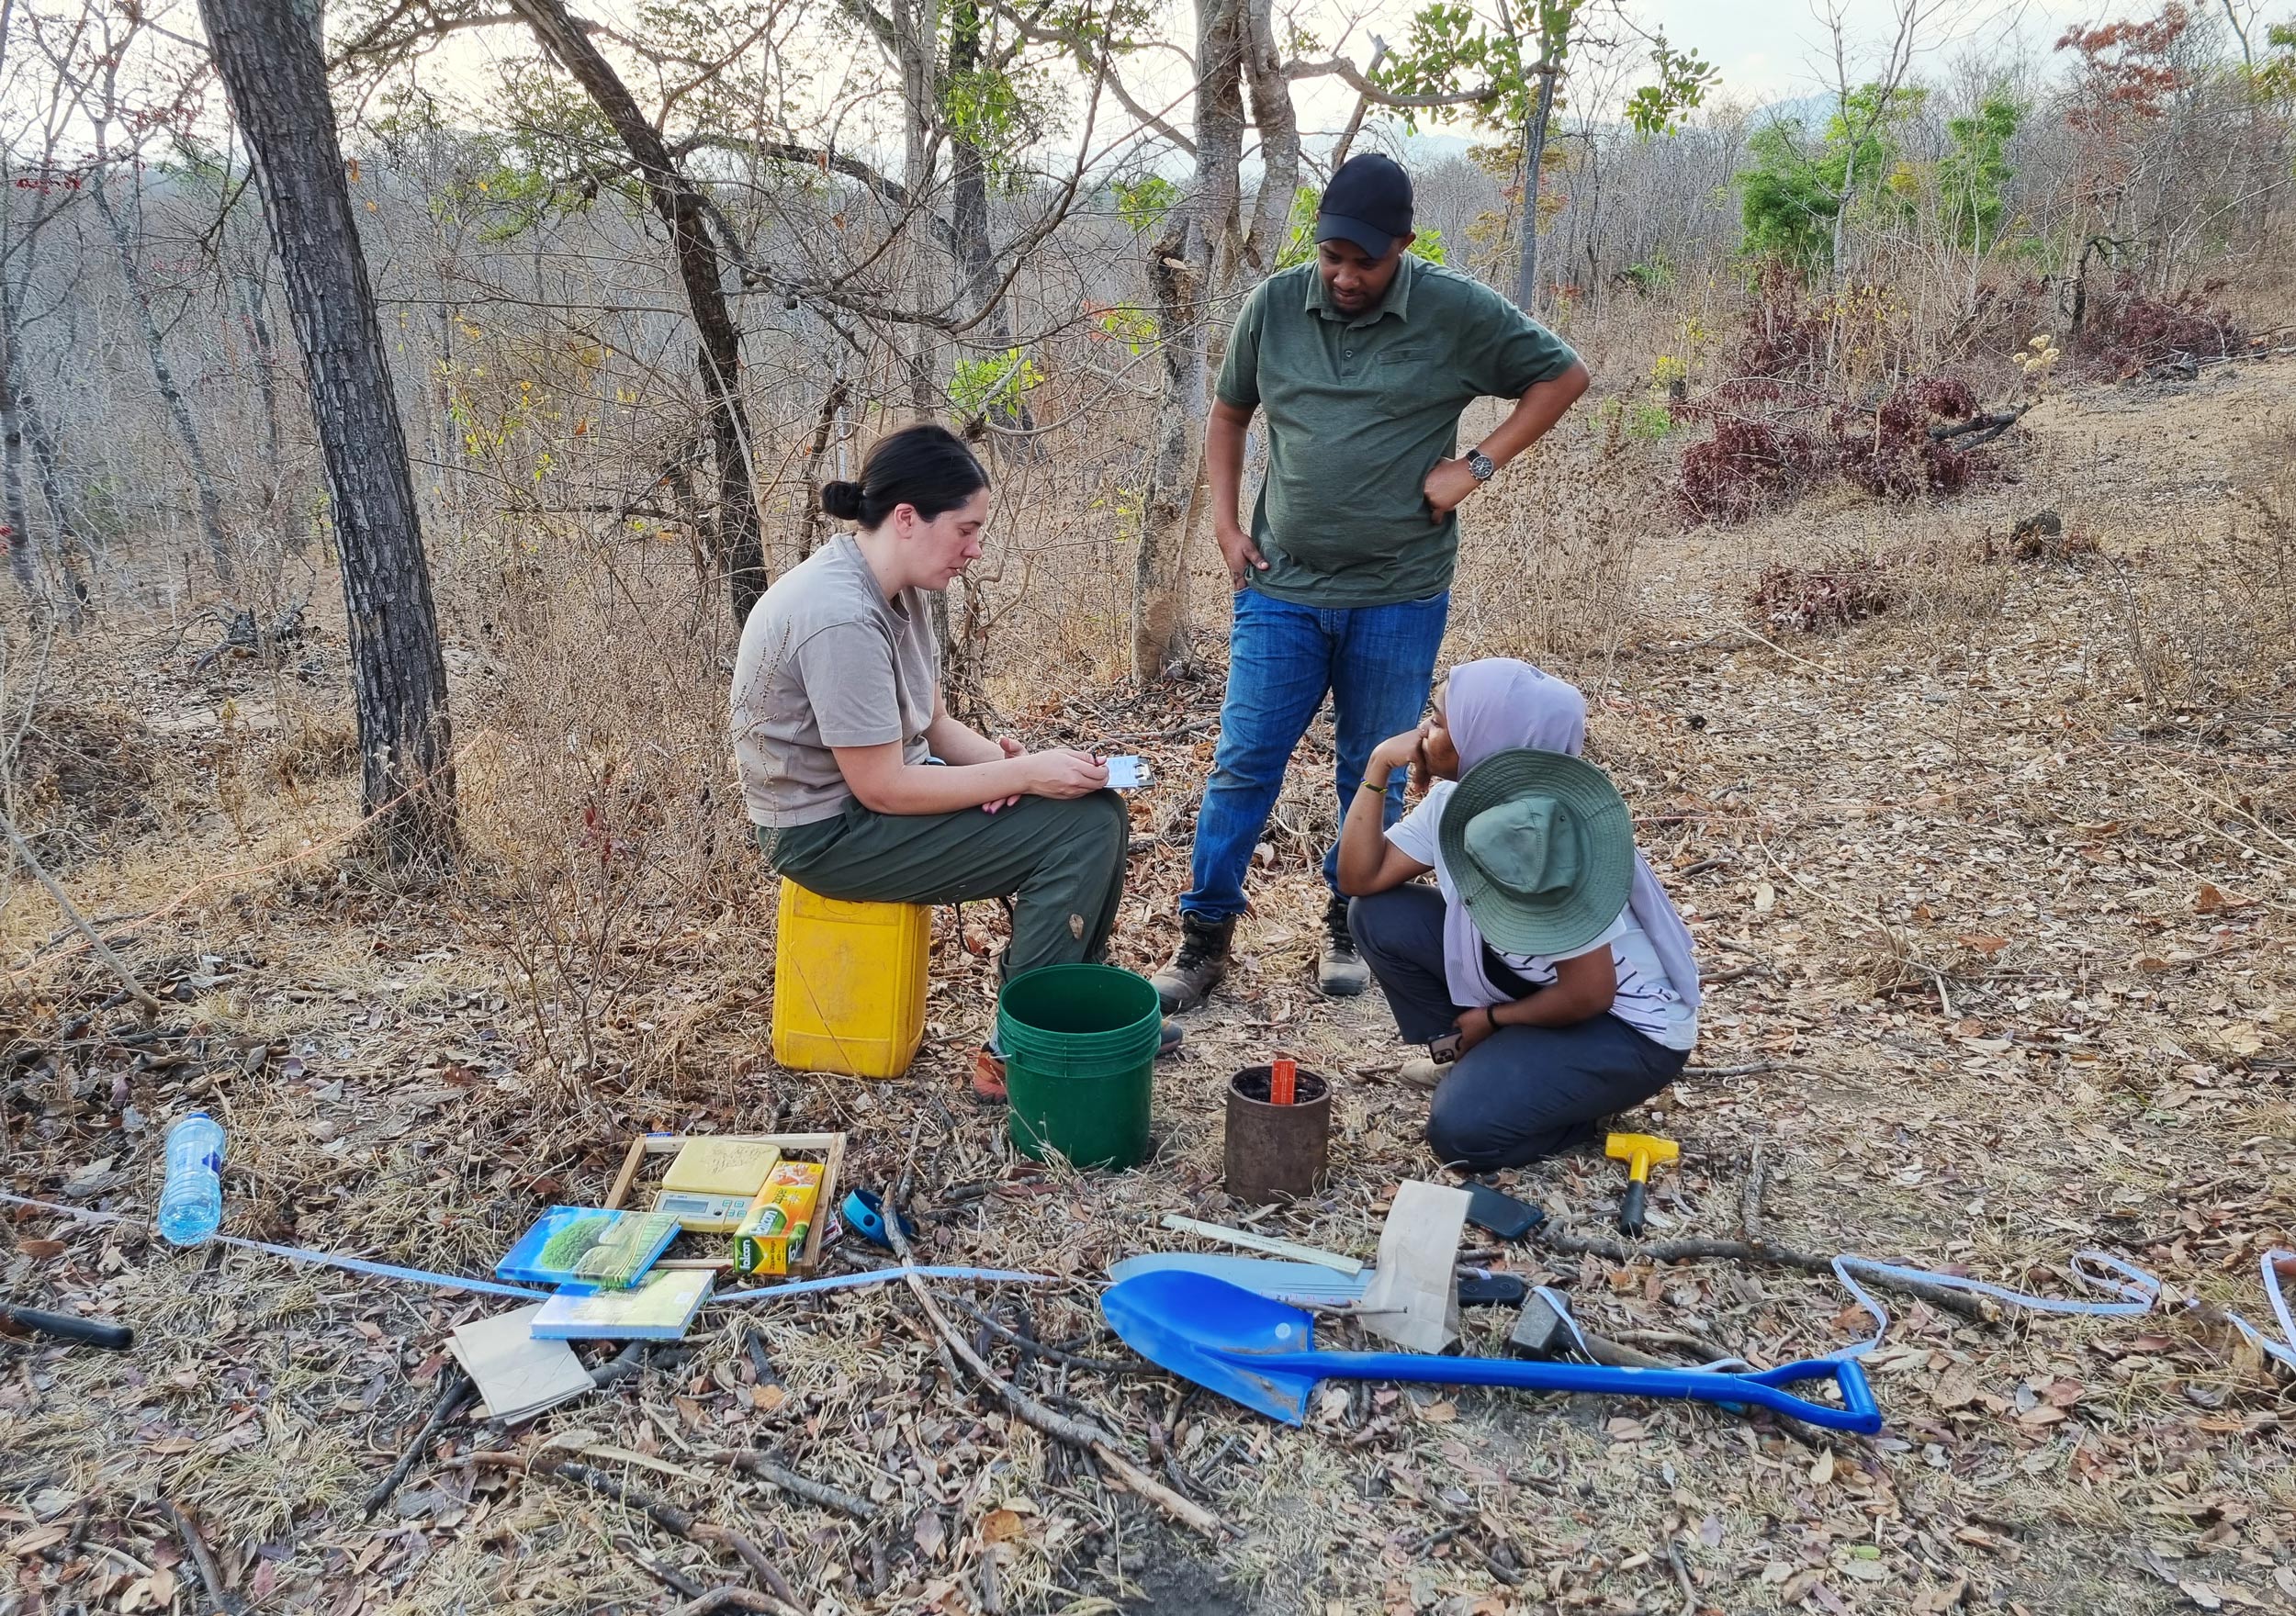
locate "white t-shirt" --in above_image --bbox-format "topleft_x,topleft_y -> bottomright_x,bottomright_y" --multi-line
1386,781 -> 1698,1051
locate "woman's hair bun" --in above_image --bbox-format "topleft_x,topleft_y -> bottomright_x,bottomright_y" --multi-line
819,479 -> 864,522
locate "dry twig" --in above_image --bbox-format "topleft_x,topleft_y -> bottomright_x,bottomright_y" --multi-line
159,1500 -> 242,1616
932,1290 -> 1151,1376
1,805 -> 164,1019
1536,1224 -> 1995,1323
529,1453 -> 804,1613
883,1203 -> 1226,1536
364,1367 -> 475,1519
1664,1534 -> 1698,1616
619,1534 -> 707,1599
668,1588 -> 783,1616
718,1449 -> 879,1521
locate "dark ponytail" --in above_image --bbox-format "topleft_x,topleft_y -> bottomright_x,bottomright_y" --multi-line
819,424 -> 987,529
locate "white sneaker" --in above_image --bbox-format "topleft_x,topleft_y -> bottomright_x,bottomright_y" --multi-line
1400,1056 -> 1446,1090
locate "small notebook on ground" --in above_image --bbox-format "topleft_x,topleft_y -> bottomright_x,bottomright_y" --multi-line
531,1269 -> 715,1341
497,1206 -> 681,1290
449,1305 -> 594,1423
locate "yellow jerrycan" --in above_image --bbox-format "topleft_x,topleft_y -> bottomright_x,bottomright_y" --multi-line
770,880 -> 929,1079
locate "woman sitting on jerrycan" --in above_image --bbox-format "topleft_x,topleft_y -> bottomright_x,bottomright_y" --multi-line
1337,658 -> 1700,1171
731,423 -> 1176,1101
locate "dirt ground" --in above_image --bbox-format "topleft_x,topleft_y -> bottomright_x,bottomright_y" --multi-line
4,359 -> 2294,1616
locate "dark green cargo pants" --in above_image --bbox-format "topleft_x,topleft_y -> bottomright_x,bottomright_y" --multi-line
759,791 -> 1129,979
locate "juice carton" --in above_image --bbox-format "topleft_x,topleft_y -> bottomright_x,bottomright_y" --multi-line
733,1161 -> 824,1275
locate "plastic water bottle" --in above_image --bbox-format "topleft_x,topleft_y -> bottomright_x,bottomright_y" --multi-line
157,1112 -> 226,1246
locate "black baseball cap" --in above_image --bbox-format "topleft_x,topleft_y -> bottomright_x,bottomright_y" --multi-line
1314,154 -> 1413,257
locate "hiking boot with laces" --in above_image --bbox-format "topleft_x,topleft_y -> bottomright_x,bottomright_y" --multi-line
1152,913 -> 1234,1014
1317,893 -> 1370,997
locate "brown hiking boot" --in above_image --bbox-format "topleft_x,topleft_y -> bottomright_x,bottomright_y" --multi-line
1317,893 -> 1370,997
1152,914 -> 1234,1014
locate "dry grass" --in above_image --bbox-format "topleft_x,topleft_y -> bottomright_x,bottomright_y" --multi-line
4,359 -> 2295,1616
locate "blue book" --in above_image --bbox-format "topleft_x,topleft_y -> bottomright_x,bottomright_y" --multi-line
498,1206 -> 681,1290
531,1269 -> 714,1340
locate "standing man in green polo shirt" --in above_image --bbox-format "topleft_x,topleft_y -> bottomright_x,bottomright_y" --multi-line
1153,153 -> 1591,1013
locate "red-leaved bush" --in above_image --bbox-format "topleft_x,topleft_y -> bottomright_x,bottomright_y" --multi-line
1750,559 -> 1898,633
2077,276 -> 2245,372
1736,262 -> 1830,383
1829,378 -> 1984,499
1674,417 -> 1824,525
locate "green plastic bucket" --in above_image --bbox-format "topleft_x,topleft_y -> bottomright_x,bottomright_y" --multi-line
996,964 -> 1161,1170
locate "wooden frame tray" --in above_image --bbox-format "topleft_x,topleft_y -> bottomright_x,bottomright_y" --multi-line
602,1129 -> 848,1276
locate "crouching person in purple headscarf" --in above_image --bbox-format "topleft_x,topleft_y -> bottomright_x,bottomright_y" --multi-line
1334,658 -> 1700,1171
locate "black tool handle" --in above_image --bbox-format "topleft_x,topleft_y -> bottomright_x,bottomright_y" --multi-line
1617,1181 -> 1648,1237
0,1305 -> 134,1350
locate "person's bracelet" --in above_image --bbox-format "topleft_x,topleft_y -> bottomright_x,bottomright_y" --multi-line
1483,1005 -> 1500,1035
1356,775 -> 1391,793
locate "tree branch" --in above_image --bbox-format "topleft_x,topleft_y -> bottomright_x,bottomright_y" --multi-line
1284,54 -> 1497,109
990,7 -> 1199,154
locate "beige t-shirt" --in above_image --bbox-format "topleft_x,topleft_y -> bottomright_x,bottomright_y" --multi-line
731,534 -> 939,828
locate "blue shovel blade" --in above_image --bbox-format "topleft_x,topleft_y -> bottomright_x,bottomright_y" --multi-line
1100,1271 -> 1882,1433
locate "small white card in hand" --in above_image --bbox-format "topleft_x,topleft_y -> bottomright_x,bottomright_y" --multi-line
1105,755 -> 1148,790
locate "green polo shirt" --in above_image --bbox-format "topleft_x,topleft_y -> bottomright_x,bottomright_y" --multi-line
1215,255 -> 1580,607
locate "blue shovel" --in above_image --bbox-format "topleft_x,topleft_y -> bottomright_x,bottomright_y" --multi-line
1100,1271 -> 1882,1433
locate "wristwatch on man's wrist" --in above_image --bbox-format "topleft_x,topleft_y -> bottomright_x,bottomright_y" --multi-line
1466,447 -> 1497,483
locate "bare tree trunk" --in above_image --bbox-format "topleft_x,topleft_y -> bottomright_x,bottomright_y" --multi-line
198,0 -> 457,866
236,270 -> 286,472
945,0 -> 1034,438
945,0 -> 996,322
1132,0 -> 1246,680
21,389 -> 86,562
1238,0 -> 1300,272
0,356 -> 41,607
502,0 -> 770,624
799,376 -> 850,558
90,181 -> 236,584
895,0 -> 942,414
1514,62 -> 1559,310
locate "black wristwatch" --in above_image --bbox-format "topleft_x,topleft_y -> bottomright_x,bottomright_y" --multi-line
1466,447 -> 1497,483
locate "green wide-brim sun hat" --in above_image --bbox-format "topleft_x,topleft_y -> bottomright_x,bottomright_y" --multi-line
1438,746 -> 1636,959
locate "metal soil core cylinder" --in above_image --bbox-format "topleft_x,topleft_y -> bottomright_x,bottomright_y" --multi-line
1224,1065 -> 1332,1204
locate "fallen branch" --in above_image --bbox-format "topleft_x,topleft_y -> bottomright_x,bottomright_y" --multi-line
669,1589 -> 782,1616
1740,1144 -> 1769,1244
718,1449 -> 878,1521
364,1367 -> 475,1519
1929,399 -> 2033,447
1536,1224 -> 1995,1323
1664,1533 -> 1697,1616
589,1340 -> 648,1390
619,1534 -> 706,1599
0,805 -> 164,1020
1608,1327 -> 1737,1362
530,1453 -> 803,1613
884,1205 -> 1226,1536
159,1500 -> 243,1616
740,1326 -> 781,1386
932,1291 -> 1152,1377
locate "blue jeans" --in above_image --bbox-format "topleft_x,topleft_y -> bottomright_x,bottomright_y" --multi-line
1180,586 -> 1450,923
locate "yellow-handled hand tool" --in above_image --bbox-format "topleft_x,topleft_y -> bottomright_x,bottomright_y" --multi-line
1604,1132 -> 1678,1236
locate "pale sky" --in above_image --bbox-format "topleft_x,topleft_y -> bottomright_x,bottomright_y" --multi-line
362,0 -> 2124,167
1015,0 -> 2106,163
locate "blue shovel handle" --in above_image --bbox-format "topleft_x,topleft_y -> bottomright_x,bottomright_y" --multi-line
1240,1348 -> 1882,1433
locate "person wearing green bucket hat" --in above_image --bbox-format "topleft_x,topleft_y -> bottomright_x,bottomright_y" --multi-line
1336,659 -> 1700,1171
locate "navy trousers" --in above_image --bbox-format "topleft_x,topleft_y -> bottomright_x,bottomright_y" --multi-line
1348,884 -> 1686,1171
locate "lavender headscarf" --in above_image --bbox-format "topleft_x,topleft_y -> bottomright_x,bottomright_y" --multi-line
1437,658 -> 1703,1013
